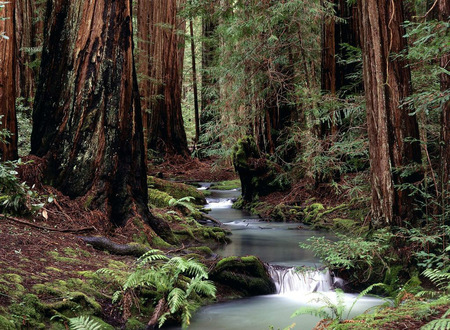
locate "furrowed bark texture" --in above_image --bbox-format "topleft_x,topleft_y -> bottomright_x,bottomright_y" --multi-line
439,0 -> 450,210
359,0 -> 421,228
14,0 -> 43,106
0,0 -> 18,161
147,0 -> 189,157
137,0 -> 151,154
31,0 -> 173,240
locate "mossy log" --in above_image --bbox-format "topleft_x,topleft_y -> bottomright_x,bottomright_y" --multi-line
79,236 -> 150,257
210,256 -> 276,296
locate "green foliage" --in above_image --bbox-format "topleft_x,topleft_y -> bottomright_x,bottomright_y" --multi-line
291,283 -> 386,325
193,0 -> 324,158
0,159 -> 44,215
96,249 -> 216,328
168,196 -> 198,215
15,97 -> 33,156
299,230 -> 394,281
68,316 -> 102,330
421,263 -> 450,293
421,309 -> 450,330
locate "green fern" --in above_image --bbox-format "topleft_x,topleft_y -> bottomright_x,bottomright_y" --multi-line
421,313 -> 450,330
292,284 -> 387,324
97,250 -> 216,329
422,268 -> 450,292
136,249 -> 169,266
168,288 -> 187,313
168,196 -> 198,214
291,305 -> 333,320
68,316 -> 102,330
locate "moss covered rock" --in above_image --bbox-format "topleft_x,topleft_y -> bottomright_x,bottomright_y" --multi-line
232,136 -> 288,205
211,256 -> 275,296
148,176 -> 206,205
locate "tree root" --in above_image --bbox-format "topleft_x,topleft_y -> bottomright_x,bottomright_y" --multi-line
1,214 -> 95,233
79,236 -> 150,257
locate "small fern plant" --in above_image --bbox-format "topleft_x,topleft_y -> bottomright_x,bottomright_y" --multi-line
68,315 -> 102,330
168,196 -> 198,215
96,249 -> 216,329
291,283 -> 386,326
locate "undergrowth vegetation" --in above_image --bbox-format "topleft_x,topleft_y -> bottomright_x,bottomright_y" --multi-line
97,249 -> 216,329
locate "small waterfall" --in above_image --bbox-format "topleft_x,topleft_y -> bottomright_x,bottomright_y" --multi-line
205,198 -> 234,209
267,265 -> 335,294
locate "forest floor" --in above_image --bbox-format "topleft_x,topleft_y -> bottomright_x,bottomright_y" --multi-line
0,156 -> 448,329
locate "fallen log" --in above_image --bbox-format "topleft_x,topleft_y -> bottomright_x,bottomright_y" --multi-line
79,236 -> 150,257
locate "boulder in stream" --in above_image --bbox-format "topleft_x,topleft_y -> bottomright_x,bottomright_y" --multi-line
210,256 -> 276,296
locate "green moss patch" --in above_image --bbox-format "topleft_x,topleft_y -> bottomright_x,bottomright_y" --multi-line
209,180 -> 241,190
211,256 -> 275,296
148,176 -> 206,205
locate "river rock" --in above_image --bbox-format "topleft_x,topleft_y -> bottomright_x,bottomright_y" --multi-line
210,256 -> 276,296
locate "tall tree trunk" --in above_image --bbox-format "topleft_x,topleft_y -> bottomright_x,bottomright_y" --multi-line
147,0 -> 189,157
439,0 -> 450,212
14,0 -> 43,107
320,0 -> 361,137
359,0 -> 422,228
137,0 -> 151,160
0,0 -> 18,161
31,0 -> 174,242
201,1 -> 218,134
189,19 -> 200,146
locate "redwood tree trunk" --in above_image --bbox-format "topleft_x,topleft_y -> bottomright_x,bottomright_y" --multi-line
137,0 -> 151,157
0,0 -> 18,161
147,0 -> 189,157
439,0 -> 450,211
14,0 -> 43,107
320,0 -> 361,137
31,0 -> 174,241
359,0 -> 422,228
200,1 -> 218,135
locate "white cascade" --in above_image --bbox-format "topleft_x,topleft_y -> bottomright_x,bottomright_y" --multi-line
267,265 -> 334,294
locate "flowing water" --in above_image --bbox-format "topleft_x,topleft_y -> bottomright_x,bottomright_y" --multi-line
170,186 -> 382,329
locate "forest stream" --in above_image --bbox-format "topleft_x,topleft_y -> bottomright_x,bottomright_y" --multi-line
168,185 -> 383,330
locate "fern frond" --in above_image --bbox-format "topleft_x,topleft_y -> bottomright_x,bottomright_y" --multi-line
347,283 -> 388,318
137,249 -> 168,266
95,268 -> 123,285
422,268 -> 450,291
158,312 -> 170,328
168,287 -> 187,313
421,318 -> 450,330
181,304 -> 193,329
111,290 -> 122,304
186,277 -> 216,298
122,269 -> 157,291
178,258 -> 208,278
68,316 -> 102,330
291,306 -> 331,320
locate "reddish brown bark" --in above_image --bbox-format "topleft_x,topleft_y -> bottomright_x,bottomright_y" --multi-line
31,0 -> 174,241
201,1 -> 218,115
14,0 -> 43,107
0,0 -> 18,161
439,0 -> 450,209
189,19 -> 200,145
320,0 -> 361,137
137,0 -> 151,158
359,0 -> 422,228
147,0 -> 189,157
